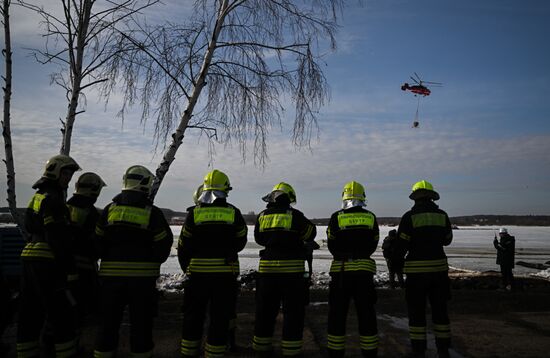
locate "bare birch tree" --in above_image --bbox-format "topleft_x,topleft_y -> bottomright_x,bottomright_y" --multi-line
17,0 -> 159,155
1,0 -> 24,229
102,0 -> 345,200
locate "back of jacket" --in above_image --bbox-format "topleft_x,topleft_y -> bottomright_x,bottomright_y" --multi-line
67,194 -> 100,270
178,199 -> 247,275
22,181 -> 75,280
326,206 -> 379,274
395,200 -> 453,274
255,202 -> 316,275
95,191 -> 173,278
494,234 -> 515,267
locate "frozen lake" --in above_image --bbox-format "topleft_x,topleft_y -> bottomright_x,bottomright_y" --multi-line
163,225 -> 550,277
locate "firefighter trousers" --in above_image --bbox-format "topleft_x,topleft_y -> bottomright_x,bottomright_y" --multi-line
405,272 -> 451,353
180,275 -> 237,357
94,277 -> 158,356
16,261 -> 77,358
327,273 -> 378,358
253,275 -> 307,356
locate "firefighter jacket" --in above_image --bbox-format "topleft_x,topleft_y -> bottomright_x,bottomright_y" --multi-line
254,200 -> 317,276
67,194 -> 100,272
326,206 -> 379,275
494,234 -> 515,267
178,198 -> 247,276
394,200 -> 453,274
22,179 -> 77,282
95,191 -> 173,279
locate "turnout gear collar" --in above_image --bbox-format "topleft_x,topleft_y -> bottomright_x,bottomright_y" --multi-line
342,199 -> 367,210
409,180 -> 440,201
198,190 -> 227,204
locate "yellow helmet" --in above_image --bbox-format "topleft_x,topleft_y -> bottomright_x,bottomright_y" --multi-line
203,169 -> 232,193
74,172 -> 106,198
123,165 -> 154,193
342,181 -> 366,201
272,182 -> 297,204
409,180 -> 440,201
42,154 -> 80,180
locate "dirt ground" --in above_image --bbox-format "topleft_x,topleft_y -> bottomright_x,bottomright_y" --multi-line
3,273 -> 550,357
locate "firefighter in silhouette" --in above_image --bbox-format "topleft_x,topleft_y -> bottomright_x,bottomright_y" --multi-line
493,227 -> 515,291
93,165 -> 173,357
326,181 -> 380,358
178,170 -> 247,357
252,182 -> 317,357
66,172 -> 106,325
393,180 -> 453,358
17,154 -> 80,357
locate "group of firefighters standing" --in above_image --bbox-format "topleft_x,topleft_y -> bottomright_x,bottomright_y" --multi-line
14,153 -> 454,358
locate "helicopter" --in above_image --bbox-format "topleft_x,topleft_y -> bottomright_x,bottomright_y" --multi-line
401,72 -> 442,97
401,73 -> 442,128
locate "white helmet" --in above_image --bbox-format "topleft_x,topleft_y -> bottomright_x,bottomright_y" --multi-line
499,227 -> 508,234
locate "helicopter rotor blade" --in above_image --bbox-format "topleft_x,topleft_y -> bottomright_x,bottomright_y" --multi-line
410,76 -> 420,84
414,72 -> 422,82
423,81 -> 443,85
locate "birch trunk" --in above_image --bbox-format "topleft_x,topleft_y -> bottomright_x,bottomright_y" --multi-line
149,0 -> 229,201
60,0 -> 92,155
1,0 -> 25,230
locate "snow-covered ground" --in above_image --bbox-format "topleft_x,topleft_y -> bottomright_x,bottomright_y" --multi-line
158,225 -> 550,291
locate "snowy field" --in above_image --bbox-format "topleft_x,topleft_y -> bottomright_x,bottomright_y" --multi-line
163,225 -> 550,279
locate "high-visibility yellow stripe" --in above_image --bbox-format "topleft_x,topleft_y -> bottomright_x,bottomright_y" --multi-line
258,213 -> 292,231
330,259 -> 376,273
17,341 -> 40,358
99,261 -> 160,277
399,232 -> 411,241
281,339 -> 303,356
337,212 -> 375,229
107,205 -> 151,228
21,242 -> 54,259
404,258 -> 448,273
27,193 -> 45,214
67,205 -> 89,226
253,336 -> 273,352
434,324 -> 451,338
188,258 -> 239,273
95,226 -> 105,236
55,339 -> 78,357
259,259 -> 305,274
411,212 -> 446,228
181,339 -> 201,356
194,207 -> 235,224
153,230 -> 167,242
236,227 -> 248,238
94,350 -> 116,358
409,325 -> 427,340
180,227 -> 192,238
300,224 -> 314,241
327,334 -> 345,350
44,216 -> 55,225
205,342 -> 226,357
359,335 -> 378,350
130,350 -> 153,358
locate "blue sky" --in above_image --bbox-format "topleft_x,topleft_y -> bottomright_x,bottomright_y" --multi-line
1,0 -> 550,218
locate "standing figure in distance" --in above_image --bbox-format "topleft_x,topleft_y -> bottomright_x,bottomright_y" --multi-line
253,182 -> 317,357
178,170 -> 247,357
393,180 -> 453,358
17,154 -> 80,358
66,172 -> 106,327
94,165 -> 173,357
382,229 -> 404,289
493,227 -> 515,291
326,181 -> 380,358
